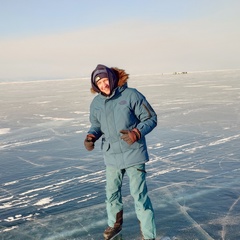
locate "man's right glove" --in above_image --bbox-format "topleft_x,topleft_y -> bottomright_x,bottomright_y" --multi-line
84,134 -> 96,151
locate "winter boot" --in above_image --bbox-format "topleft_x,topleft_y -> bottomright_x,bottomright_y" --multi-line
103,210 -> 123,240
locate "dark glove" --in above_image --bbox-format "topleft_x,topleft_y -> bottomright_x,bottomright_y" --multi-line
84,134 -> 96,151
120,128 -> 141,145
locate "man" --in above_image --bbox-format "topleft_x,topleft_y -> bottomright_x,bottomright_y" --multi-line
84,64 -> 157,240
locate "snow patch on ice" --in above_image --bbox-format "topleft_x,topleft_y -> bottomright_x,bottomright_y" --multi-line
209,134 -> 240,146
0,128 -> 10,135
34,197 -> 53,206
170,143 -> 192,150
30,101 -> 51,104
2,180 -> 19,186
4,214 -> 36,222
149,143 -> 163,149
42,116 -> 75,121
41,197 -> 80,209
72,111 -> 88,114
0,226 -> 18,233
0,202 -> 13,209
0,138 -> 52,150
0,196 -> 14,202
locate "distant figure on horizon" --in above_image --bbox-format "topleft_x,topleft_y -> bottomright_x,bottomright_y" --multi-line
84,64 -> 157,240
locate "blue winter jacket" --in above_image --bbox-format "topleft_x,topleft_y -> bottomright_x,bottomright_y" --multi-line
88,68 -> 157,169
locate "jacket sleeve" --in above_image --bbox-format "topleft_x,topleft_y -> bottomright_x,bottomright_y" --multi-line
87,101 -> 103,140
132,90 -> 157,137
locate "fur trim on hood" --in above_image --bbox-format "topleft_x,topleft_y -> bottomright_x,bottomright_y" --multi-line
90,66 -> 129,94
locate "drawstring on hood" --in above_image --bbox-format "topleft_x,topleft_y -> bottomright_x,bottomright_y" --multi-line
91,64 -> 129,95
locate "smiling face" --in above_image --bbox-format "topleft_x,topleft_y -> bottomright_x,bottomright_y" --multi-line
96,78 -> 111,95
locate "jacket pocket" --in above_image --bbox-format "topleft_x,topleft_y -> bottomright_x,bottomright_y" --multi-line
120,138 -> 143,150
101,138 -> 110,152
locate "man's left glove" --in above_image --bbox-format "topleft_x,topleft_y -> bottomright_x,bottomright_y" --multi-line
84,134 -> 96,151
120,128 -> 141,145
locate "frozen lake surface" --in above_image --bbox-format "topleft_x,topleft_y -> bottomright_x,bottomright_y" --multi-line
0,70 -> 240,240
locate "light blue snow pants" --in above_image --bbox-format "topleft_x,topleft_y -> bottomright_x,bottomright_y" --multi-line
106,164 -> 156,239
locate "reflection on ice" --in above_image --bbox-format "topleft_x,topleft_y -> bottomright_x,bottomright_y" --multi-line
0,70 -> 240,239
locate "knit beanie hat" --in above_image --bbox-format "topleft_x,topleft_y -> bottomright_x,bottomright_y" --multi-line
94,72 -> 108,84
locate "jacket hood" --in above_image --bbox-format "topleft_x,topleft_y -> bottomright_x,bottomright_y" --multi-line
90,64 -> 129,94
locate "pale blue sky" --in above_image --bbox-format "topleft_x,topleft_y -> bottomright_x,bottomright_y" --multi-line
0,0 -> 240,80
